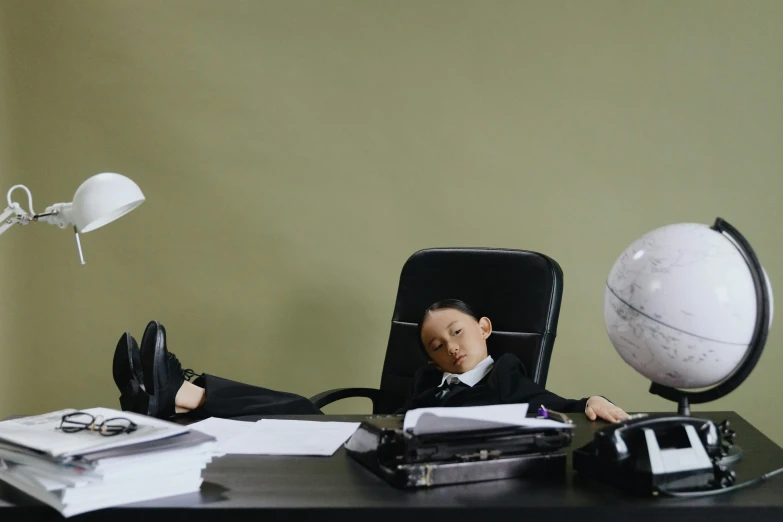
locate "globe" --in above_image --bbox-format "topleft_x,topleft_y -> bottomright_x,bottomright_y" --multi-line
604,221 -> 774,393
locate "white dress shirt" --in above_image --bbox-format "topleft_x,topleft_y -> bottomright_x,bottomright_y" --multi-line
439,356 -> 494,388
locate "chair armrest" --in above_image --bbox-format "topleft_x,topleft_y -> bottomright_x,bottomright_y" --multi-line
309,387 -> 385,410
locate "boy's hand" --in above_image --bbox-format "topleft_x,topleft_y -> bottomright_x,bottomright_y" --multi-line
585,396 -> 629,422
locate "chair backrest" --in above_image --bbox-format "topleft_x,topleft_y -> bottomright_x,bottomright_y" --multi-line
376,247 -> 564,413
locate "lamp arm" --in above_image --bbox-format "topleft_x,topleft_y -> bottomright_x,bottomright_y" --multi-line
0,200 -> 74,236
1,188 -> 84,264
0,206 -> 17,222
0,207 -> 18,236
6,184 -> 35,214
1,184 -> 46,236
0,202 -> 35,237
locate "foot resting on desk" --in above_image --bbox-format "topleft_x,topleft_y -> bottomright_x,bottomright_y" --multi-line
112,321 -> 322,419
112,320 -> 205,419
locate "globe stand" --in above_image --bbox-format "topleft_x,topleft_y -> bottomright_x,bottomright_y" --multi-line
677,395 -> 691,416
649,218 -> 771,415
646,386 -> 691,415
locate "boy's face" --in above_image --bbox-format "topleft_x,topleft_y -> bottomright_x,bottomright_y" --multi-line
420,308 -> 492,374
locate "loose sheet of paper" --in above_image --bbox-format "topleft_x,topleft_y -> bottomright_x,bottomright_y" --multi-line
188,417 -> 253,454
404,403 -> 574,435
217,419 -> 360,456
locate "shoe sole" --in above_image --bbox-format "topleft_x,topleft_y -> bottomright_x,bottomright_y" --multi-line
141,321 -> 166,417
112,332 -> 141,390
112,332 -> 145,412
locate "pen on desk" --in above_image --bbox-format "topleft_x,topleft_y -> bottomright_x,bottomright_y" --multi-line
537,405 -> 572,424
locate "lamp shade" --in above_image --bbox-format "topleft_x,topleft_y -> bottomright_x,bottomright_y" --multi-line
70,173 -> 145,233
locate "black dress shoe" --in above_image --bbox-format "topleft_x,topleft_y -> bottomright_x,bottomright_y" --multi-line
140,321 -> 200,419
112,332 -> 149,414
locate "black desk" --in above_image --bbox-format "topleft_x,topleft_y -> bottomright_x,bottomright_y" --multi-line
1,411 -> 782,521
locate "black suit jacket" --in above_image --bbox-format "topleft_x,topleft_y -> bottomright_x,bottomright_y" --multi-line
397,353 -> 589,414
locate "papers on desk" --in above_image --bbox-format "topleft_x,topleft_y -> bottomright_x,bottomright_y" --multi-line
0,408 -> 189,458
189,418 -> 360,456
186,417 -> 253,454
0,408 -> 215,518
404,404 -> 574,435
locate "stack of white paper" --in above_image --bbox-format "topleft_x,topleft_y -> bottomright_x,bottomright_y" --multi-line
403,404 -> 575,435
0,407 -> 216,518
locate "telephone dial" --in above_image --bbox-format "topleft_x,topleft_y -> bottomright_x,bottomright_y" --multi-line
573,413 -> 742,495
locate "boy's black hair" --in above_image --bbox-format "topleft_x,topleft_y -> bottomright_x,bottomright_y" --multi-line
417,299 -> 480,357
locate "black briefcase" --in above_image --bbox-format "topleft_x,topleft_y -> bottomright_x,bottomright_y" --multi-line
344,415 -> 572,488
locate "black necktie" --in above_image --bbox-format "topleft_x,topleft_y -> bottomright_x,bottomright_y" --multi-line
436,376 -> 467,400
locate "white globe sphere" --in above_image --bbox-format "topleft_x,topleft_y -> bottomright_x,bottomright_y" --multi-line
604,223 -> 773,389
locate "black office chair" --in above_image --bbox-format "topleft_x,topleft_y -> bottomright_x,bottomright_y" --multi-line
310,247 -> 564,414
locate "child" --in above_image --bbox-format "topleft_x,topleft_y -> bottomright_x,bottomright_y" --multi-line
113,300 -> 627,422
401,299 -> 628,422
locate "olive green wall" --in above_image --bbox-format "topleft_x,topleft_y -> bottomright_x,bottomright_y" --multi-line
0,1 -> 17,412
1,1 -> 781,444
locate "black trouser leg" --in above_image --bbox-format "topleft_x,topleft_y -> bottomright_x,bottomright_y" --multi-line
187,374 -> 322,418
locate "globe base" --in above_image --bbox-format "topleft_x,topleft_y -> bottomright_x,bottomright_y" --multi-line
649,382 -> 693,415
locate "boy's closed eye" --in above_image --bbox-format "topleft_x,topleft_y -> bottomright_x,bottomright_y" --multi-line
432,329 -> 462,352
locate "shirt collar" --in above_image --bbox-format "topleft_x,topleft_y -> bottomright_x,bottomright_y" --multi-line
439,356 -> 494,388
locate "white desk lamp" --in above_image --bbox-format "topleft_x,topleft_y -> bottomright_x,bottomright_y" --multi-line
0,172 -> 145,264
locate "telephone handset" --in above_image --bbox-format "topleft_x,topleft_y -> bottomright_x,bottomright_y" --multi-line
595,413 -> 722,460
573,413 -> 741,494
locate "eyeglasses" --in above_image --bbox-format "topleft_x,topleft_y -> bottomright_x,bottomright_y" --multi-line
57,412 -> 138,437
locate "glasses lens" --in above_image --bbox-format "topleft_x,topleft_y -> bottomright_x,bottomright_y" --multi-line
61,413 -> 94,432
100,418 -> 136,436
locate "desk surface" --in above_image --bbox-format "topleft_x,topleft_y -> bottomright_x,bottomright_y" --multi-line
1,411 -> 782,521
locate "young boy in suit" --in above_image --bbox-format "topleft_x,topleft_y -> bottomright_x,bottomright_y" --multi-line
402,299 -> 627,421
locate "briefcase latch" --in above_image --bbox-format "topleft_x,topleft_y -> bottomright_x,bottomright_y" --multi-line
457,449 -> 502,462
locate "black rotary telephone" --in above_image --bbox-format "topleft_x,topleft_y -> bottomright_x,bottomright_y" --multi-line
573,413 -> 743,495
